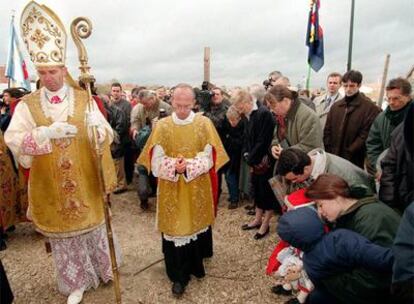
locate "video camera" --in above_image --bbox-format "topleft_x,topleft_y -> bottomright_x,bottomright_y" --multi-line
196,81 -> 214,112
263,79 -> 273,90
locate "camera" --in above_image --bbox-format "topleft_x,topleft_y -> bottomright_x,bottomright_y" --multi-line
263,79 -> 272,90
196,81 -> 214,112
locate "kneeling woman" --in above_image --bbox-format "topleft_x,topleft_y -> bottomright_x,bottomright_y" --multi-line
305,174 -> 401,304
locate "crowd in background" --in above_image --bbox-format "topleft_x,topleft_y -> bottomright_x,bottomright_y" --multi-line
1,68 -> 413,304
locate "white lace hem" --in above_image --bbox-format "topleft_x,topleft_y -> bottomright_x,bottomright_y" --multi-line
49,224 -> 122,296
163,227 -> 209,247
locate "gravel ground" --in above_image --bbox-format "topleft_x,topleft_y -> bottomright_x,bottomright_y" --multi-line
1,186 -> 289,304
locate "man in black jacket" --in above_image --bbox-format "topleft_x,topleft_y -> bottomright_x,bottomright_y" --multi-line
110,82 -> 132,193
380,102 -> 414,214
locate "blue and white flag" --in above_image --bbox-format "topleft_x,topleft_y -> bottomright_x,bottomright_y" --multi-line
5,16 -> 31,90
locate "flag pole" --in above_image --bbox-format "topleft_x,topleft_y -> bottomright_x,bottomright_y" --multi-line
7,11 -> 16,89
306,64 -> 312,90
347,0 -> 355,71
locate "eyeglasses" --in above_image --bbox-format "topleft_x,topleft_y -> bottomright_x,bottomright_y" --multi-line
385,96 -> 404,102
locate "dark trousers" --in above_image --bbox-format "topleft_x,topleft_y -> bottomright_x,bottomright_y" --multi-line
162,227 -> 213,286
225,170 -> 239,203
124,143 -> 136,184
136,165 -> 157,203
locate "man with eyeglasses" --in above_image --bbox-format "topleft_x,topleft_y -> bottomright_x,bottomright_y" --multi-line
366,78 -> 412,176
138,84 -> 228,297
324,70 -> 381,169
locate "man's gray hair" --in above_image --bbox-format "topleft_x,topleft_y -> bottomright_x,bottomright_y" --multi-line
249,84 -> 266,102
268,70 -> 283,80
138,89 -> 157,99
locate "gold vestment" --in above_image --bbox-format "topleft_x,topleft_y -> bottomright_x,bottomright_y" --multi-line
23,88 -> 116,237
139,114 -> 228,236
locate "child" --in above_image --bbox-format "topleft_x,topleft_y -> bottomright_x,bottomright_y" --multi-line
277,207 -> 393,303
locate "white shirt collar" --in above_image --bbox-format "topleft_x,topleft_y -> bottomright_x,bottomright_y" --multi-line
44,84 -> 68,100
309,148 -> 327,179
246,101 -> 258,120
172,111 -> 195,125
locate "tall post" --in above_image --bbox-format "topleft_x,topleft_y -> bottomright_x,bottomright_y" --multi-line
204,47 -> 210,83
71,17 -> 122,304
347,0 -> 355,71
378,54 -> 391,108
306,64 -> 312,90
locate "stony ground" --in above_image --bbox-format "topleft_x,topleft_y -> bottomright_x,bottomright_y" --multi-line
1,186 -> 290,304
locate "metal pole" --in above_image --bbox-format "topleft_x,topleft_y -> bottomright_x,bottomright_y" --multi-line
347,0 -> 355,71
70,17 -> 122,304
378,54 -> 391,108
306,64 -> 312,90
204,47 -> 210,83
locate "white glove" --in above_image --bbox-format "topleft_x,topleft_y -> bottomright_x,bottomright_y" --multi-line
39,121 -> 78,139
85,110 -> 102,128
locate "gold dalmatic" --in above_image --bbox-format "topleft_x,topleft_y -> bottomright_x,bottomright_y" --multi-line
139,114 -> 228,237
0,133 -> 18,230
23,88 -> 116,236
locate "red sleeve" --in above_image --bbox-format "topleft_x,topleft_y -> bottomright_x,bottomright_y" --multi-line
92,95 -> 108,120
10,100 -> 20,116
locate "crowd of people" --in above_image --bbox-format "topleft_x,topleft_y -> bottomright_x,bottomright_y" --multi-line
1,2 -> 413,304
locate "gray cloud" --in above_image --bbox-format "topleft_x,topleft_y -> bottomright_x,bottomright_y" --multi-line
1,0 -> 413,89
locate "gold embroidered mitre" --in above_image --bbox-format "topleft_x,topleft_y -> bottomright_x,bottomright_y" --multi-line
20,1 -> 66,67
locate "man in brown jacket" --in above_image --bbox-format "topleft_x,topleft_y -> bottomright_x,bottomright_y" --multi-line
324,70 -> 380,169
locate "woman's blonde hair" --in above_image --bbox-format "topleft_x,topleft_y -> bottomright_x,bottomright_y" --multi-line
230,89 -> 252,105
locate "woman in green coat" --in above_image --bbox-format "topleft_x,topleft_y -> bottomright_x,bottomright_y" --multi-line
305,173 -> 401,304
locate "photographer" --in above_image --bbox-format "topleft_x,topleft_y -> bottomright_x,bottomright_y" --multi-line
131,90 -> 172,209
263,70 -> 283,91
197,81 -> 214,112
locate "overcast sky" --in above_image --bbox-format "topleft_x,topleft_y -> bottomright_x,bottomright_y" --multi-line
1,0 -> 413,88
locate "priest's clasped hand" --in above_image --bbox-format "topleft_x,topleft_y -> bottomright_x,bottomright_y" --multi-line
175,156 -> 187,174
40,121 -> 78,139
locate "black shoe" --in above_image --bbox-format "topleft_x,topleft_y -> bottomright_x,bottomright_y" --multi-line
140,200 -> 149,210
246,210 -> 256,216
244,204 -> 255,210
172,282 -> 185,297
113,188 -> 127,194
241,223 -> 261,230
228,202 -> 238,209
254,227 -> 269,240
271,285 -> 292,296
285,298 -> 301,304
0,239 -> 7,251
6,225 -> 15,233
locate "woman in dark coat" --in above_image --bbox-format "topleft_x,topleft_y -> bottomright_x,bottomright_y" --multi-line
305,174 -> 401,304
221,106 -> 247,209
232,90 -> 276,240
0,259 -> 14,304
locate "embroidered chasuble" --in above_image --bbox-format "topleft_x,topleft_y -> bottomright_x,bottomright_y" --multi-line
0,133 -> 18,229
23,88 -> 117,237
139,114 -> 228,237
